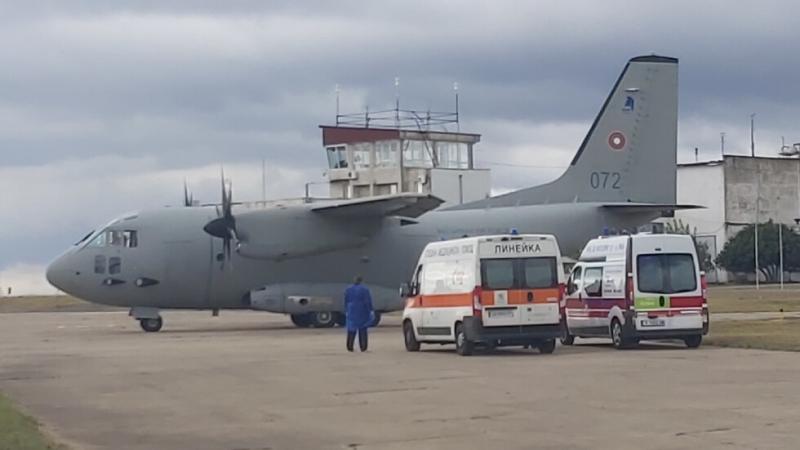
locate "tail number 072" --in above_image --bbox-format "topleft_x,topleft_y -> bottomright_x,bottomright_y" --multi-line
590,172 -> 621,189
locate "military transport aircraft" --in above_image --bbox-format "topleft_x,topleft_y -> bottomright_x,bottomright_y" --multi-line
46,55 -> 693,332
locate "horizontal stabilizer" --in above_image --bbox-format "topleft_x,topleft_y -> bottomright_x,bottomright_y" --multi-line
601,203 -> 703,214
311,193 -> 444,219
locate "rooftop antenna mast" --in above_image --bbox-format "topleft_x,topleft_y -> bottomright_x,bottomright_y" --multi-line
720,132 -> 725,156
335,84 -> 340,124
395,77 -> 400,129
454,82 -> 460,134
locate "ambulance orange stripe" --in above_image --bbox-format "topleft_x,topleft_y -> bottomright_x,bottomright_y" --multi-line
406,293 -> 472,308
481,288 -> 560,305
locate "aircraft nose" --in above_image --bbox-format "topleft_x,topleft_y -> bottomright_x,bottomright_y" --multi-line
46,254 -> 75,293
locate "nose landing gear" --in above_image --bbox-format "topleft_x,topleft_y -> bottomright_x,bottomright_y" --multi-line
139,317 -> 163,332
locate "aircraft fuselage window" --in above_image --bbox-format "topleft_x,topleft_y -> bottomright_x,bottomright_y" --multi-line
109,257 -> 122,274
95,255 -> 106,274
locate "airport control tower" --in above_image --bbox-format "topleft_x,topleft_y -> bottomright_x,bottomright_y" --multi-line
319,99 -> 490,208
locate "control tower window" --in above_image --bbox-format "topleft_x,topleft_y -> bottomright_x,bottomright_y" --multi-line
353,142 -> 372,169
403,141 -> 434,168
326,146 -> 347,169
435,142 -> 469,169
376,140 -> 399,168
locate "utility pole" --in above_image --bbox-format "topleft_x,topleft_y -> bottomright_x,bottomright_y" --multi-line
751,113 -> 759,289
755,163 -> 761,290
780,220 -> 784,289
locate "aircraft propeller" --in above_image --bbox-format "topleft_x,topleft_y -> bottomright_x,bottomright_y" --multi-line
202,170 -> 237,269
183,179 -> 194,207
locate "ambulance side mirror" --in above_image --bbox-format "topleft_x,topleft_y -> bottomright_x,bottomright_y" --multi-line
399,282 -> 412,298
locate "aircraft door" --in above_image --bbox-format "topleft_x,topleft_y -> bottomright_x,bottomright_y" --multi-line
162,237 -> 212,307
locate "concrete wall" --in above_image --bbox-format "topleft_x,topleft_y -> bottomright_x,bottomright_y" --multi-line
724,156 -> 800,229
672,163 -> 727,282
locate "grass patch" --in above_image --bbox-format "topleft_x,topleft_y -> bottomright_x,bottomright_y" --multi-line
707,285 -> 800,314
706,317 -> 800,352
0,390 -> 67,450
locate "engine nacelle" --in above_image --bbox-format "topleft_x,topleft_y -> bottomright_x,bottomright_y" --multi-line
247,282 -> 406,314
248,283 -> 349,314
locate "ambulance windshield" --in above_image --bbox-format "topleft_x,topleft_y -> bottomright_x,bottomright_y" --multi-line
636,253 -> 697,294
481,257 -> 558,290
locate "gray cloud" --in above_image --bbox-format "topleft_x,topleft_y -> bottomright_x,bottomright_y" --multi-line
2,0 -> 800,292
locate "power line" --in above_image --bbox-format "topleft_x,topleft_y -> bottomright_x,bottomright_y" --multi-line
476,160 -> 567,169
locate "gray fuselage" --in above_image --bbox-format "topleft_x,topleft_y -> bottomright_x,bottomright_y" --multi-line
46,203 -> 656,314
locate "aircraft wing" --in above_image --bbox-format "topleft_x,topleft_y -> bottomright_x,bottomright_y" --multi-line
311,193 -> 445,219
601,203 -> 703,214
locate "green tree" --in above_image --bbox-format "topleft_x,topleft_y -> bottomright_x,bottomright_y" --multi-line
664,218 -> 714,272
715,220 -> 800,282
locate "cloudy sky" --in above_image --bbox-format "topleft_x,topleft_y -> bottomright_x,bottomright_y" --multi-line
2,0 -> 799,295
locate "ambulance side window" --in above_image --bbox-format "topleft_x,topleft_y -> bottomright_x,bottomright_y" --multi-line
583,267 -> 603,297
568,267 -> 582,295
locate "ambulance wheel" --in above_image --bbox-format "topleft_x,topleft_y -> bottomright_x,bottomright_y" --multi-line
560,323 -> 575,346
334,313 -> 346,327
311,311 -> 336,328
538,339 -> 556,354
684,334 -> 702,349
611,319 -> 633,350
455,323 -> 473,356
290,314 -> 312,328
370,312 -> 382,327
403,321 -> 420,352
140,317 -> 162,332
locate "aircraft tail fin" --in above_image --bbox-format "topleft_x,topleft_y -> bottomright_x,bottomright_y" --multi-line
449,55 -> 678,210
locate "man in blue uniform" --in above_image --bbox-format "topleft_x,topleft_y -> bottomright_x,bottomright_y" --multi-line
344,275 -> 374,352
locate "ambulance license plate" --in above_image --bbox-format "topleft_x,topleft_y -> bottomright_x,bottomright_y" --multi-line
488,309 -> 514,319
641,319 -> 665,327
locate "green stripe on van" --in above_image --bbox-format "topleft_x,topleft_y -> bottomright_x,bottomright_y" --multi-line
634,297 -> 670,310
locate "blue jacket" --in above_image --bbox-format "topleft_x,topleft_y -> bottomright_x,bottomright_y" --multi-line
344,283 -> 374,331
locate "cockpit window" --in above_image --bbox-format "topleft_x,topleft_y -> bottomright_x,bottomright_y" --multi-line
86,230 -> 138,248
75,231 -> 94,246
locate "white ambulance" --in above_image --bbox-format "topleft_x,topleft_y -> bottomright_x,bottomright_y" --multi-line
561,233 -> 709,349
400,233 -> 565,356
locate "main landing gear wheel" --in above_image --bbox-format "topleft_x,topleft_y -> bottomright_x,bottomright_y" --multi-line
290,314 -> 313,328
140,317 -> 163,332
370,312 -> 382,327
403,321 -> 420,352
311,311 -> 336,328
